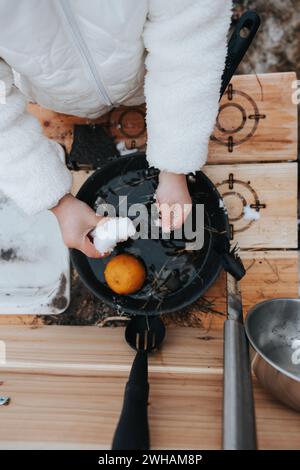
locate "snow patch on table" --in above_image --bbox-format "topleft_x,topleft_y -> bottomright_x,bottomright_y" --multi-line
243,205 -> 260,221
0,192 -> 69,314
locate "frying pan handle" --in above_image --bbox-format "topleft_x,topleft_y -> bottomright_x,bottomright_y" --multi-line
220,11 -> 261,98
112,350 -> 150,450
223,320 -> 257,450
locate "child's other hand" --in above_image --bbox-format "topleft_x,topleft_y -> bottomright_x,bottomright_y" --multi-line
156,172 -> 192,232
51,194 -> 103,258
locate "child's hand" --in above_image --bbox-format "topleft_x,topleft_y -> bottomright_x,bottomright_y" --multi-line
51,194 -> 103,258
156,172 -> 192,232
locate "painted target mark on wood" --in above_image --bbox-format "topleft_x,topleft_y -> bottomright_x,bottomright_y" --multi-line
106,106 -> 147,150
211,84 -> 266,152
216,173 -> 266,239
118,109 -> 146,139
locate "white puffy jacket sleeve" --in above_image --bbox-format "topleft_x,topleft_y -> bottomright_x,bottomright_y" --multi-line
143,0 -> 232,174
0,59 -> 72,215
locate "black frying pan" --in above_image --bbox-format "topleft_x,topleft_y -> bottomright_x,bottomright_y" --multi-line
71,11 -> 260,316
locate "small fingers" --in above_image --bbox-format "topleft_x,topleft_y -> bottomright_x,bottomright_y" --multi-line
80,237 -> 106,259
159,203 -> 172,233
88,212 -> 104,232
159,203 -> 192,233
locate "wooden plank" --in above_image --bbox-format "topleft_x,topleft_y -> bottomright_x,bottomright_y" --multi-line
28,72 -> 297,163
204,162 -> 298,248
196,250 -> 299,331
0,370 -> 222,450
0,325 -> 224,370
208,72 -> 297,163
240,250 -> 299,310
0,315 -> 43,327
71,170 -> 93,196
0,370 -> 298,450
0,325 -> 299,450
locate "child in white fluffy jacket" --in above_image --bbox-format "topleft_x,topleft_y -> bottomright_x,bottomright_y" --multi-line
0,0 -> 231,257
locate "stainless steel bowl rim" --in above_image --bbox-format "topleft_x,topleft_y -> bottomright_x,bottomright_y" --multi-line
245,297 -> 300,383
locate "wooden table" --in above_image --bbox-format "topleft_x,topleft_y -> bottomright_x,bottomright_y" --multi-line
0,72 -> 299,449
0,325 -> 299,450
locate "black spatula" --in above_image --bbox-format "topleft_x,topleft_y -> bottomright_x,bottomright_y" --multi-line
111,316 -> 165,450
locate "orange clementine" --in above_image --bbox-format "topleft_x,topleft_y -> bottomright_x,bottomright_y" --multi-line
104,253 -> 146,295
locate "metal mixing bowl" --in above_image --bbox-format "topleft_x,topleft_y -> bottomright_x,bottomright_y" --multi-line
245,298 -> 300,411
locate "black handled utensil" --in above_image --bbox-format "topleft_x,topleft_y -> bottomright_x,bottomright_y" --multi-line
220,11 -> 261,98
111,316 -> 165,450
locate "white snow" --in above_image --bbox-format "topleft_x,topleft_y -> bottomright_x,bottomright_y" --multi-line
292,339 -> 300,348
187,174 -> 196,184
243,205 -> 260,221
291,339 -> 300,365
93,217 -> 136,255
116,141 -> 138,156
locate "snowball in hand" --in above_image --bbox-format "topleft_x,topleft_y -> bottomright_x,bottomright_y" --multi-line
93,217 -> 136,255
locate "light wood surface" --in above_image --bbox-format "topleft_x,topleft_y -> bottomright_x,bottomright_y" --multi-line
209,72 -> 298,163
240,250 -> 299,307
204,162 -> 298,248
0,325 -> 299,450
71,170 -> 92,196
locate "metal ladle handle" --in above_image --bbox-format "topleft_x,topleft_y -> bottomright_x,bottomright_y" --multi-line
223,317 -> 257,448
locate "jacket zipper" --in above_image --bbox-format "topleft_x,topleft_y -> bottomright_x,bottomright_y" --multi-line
57,0 -> 112,106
